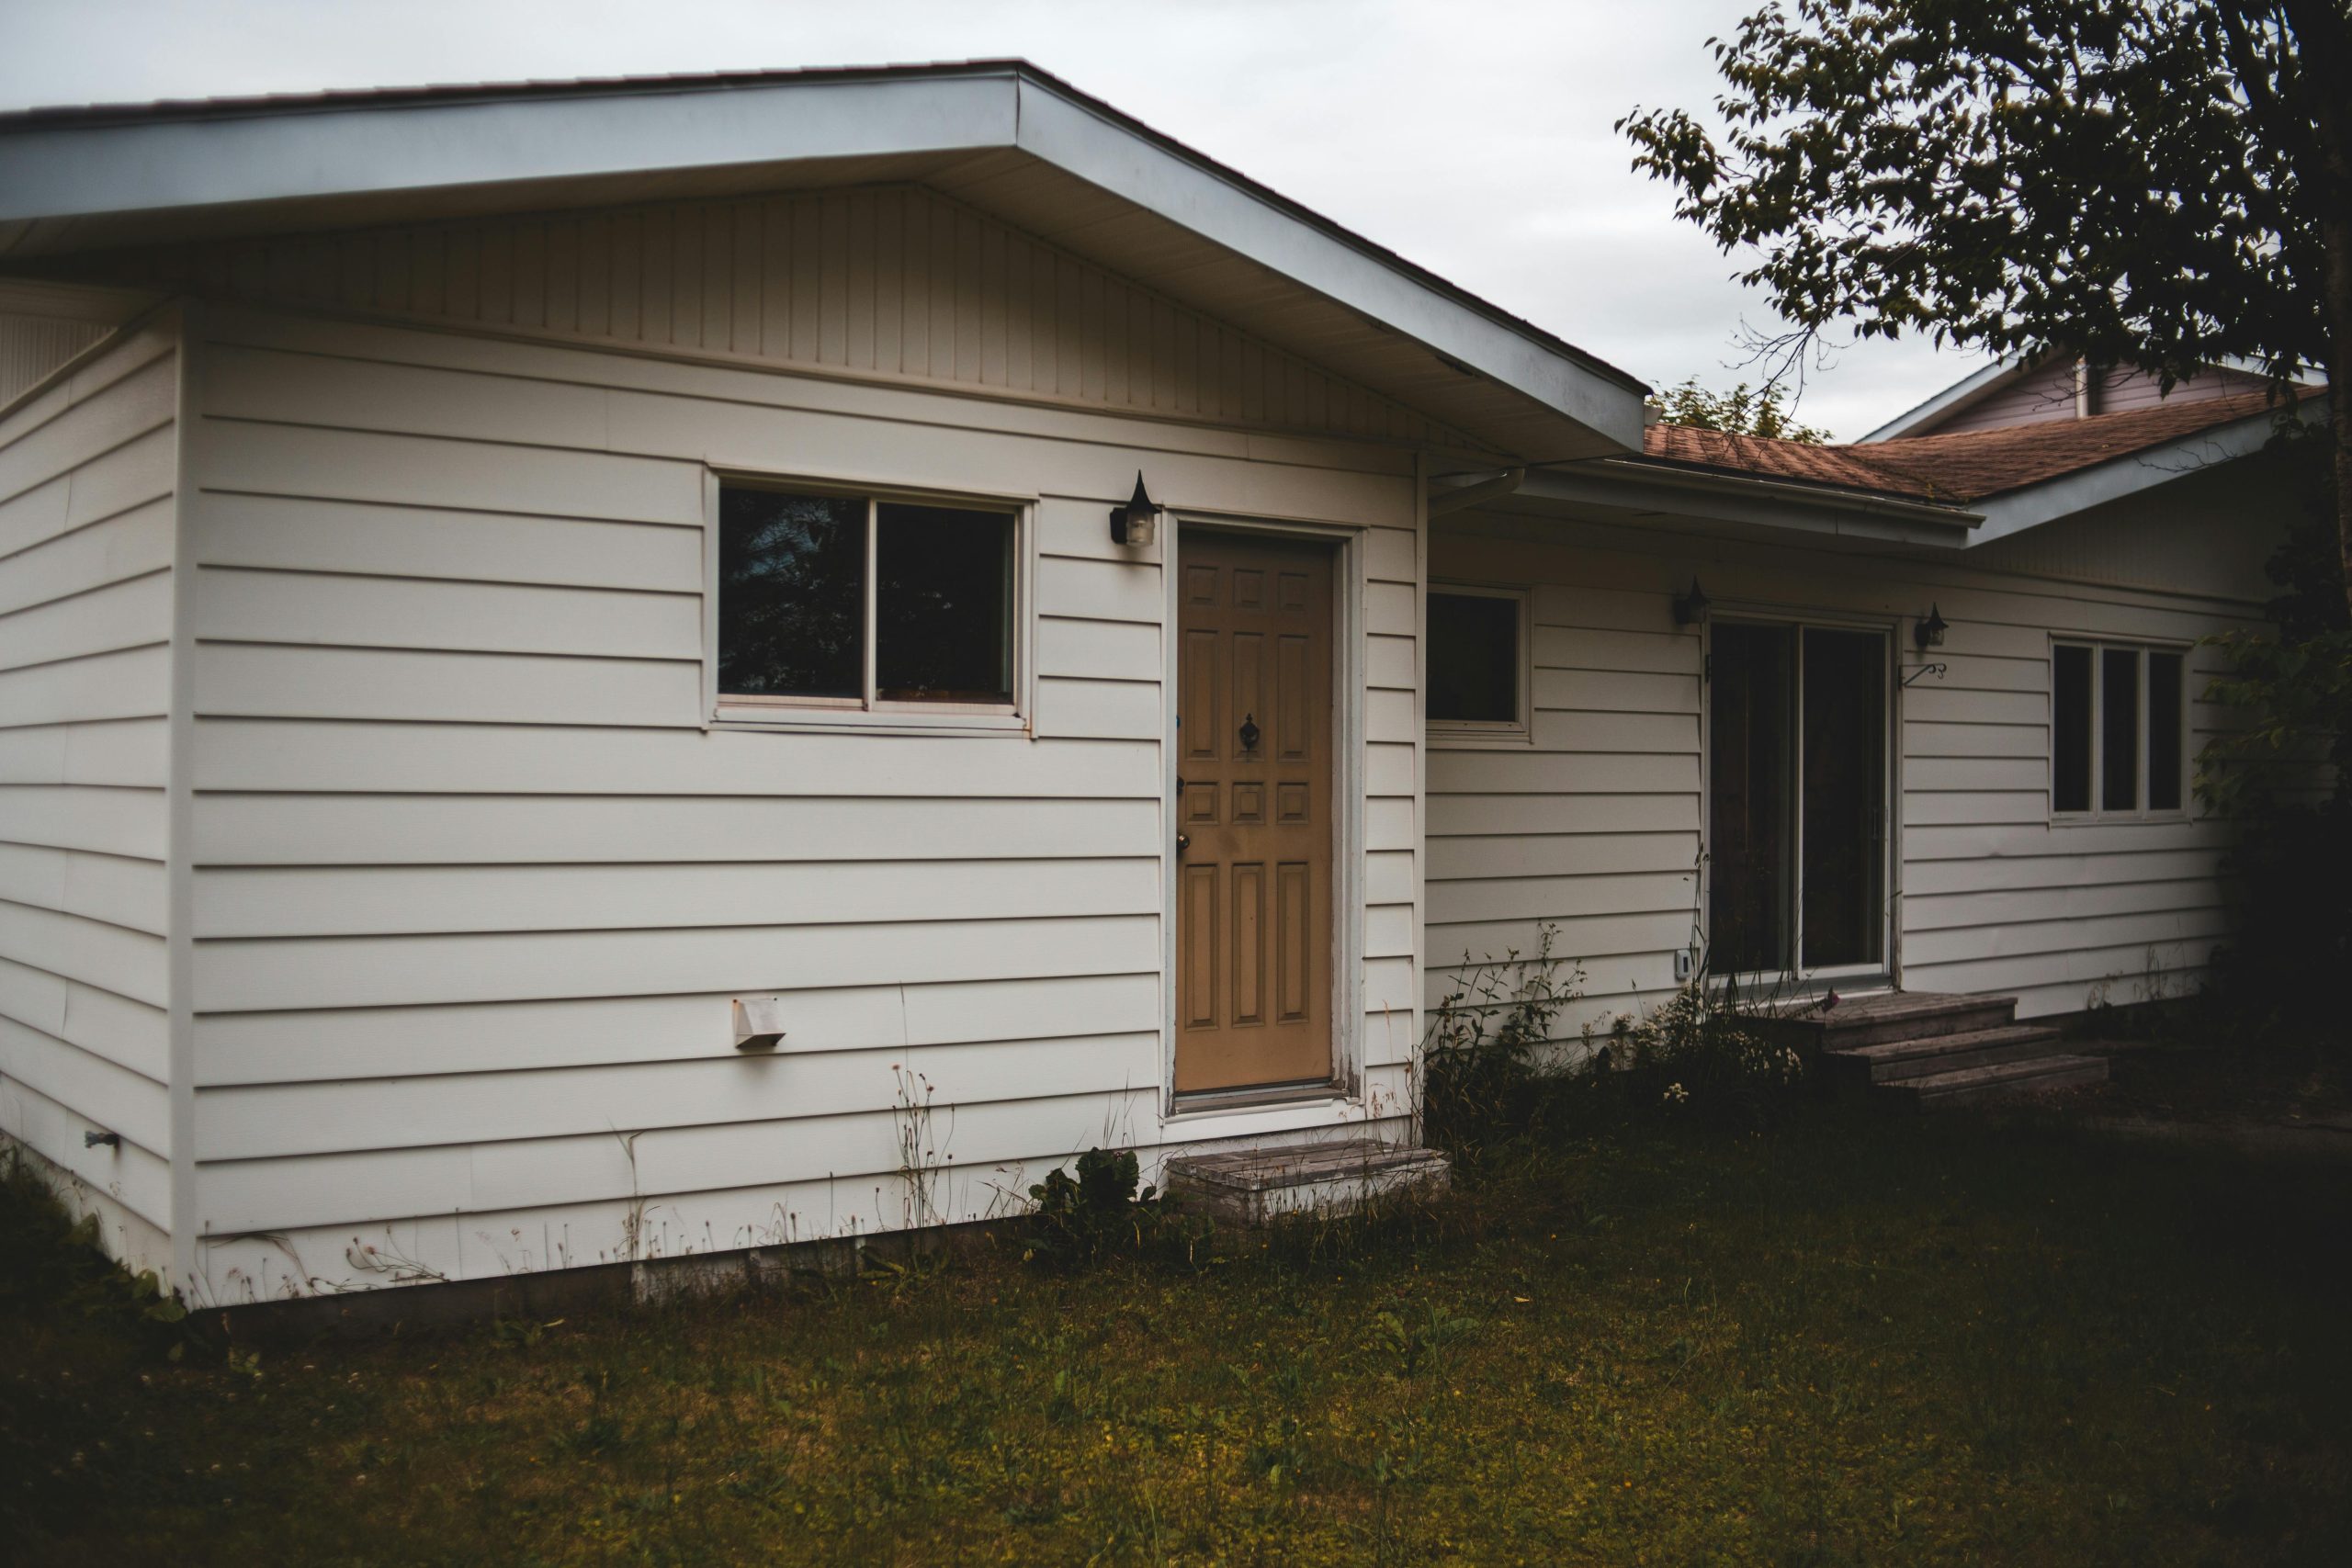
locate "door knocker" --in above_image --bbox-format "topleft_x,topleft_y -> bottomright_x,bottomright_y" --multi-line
1238,713 -> 1261,752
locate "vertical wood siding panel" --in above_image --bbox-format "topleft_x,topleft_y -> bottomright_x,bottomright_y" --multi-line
670,205 -> 704,351
151,185 -> 1469,450
873,190 -> 903,376
1001,231 -> 1033,391
639,208 -> 672,345
544,218 -> 579,335
819,194 -> 849,367
844,190 -> 876,370
978,216 -> 1007,387
608,211 -> 640,342
899,191 -> 930,377
511,221 -> 547,331
929,200 -> 958,382
702,205 -> 735,355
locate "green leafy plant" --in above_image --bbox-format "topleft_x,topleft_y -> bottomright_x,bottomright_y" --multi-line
1367,1302 -> 1479,1378
1024,1148 -> 1204,1266
1419,922 -> 1585,1156
2199,423 -> 2352,1045
1601,974 -> 1806,1122
1654,377 -> 1828,442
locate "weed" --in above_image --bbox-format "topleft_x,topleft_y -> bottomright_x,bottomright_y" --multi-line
1023,1147 -> 1207,1266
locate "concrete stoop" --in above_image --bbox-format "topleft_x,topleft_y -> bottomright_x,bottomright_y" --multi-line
1761,991 -> 2109,1109
1162,1137 -> 1451,1227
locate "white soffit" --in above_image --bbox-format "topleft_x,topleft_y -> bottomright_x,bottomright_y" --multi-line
0,63 -> 1646,457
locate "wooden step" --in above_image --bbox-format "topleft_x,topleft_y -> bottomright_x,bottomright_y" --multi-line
1163,1138 -> 1450,1227
1756,991 -> 2019,1050
1881,1053 -> 2109,1109
1829,1024 -> 2066,1084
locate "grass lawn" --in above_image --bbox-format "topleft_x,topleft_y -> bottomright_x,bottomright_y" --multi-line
7,1108 -> 2350,1565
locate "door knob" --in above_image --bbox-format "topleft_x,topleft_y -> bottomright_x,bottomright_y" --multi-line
1176,833 -> 1191,853
1238,713 -> 1261,751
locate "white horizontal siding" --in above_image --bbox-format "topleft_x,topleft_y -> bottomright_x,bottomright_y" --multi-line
1429,508 -> 2275,1027
0,322 -> 178,1244
191,1064 -> 1418,1301
180,304 -> 1421,1278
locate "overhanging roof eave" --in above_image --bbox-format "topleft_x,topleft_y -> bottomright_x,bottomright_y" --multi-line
0,61 -> 1645,457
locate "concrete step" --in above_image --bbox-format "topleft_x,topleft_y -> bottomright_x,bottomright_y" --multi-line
1162,1138 -> 1451,1227
1882,1053 -> 2110,1109
1757,990 -> 2020,1051
1829,1024 -> 2066,1084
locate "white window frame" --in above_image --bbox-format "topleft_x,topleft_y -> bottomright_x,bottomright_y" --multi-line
2048,637 -> 2191,822
703,469 -> 1036,737
1425,581 -> 1532,745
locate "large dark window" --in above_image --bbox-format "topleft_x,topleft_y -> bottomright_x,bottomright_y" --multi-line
2052,640 -> 2187,817
718,485 -> 1017,712
1428,590 -> 1522,727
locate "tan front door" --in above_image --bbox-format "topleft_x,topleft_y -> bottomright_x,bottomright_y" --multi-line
1174,530 -> 1335,1093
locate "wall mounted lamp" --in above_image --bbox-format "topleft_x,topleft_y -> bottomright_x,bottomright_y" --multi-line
1915,604 -> 1949,649
1672,576 -> 1711,627
1109,471 -> 1160,548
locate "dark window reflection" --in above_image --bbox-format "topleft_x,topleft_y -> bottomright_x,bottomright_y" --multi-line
718,490 -> 865,698
2052,644 -> 2092,812
2102,648 -> 2140,812
1429,592 -> 1519,723
2147,652 -> 2184,811
876,502 -> 1013,703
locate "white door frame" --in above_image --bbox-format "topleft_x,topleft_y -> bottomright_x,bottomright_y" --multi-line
1157,513 -> 1366,1122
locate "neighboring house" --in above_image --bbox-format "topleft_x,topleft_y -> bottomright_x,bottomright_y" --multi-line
0,63 -> 2326,1303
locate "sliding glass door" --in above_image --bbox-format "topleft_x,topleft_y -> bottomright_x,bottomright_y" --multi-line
1707,621 -> 1889,979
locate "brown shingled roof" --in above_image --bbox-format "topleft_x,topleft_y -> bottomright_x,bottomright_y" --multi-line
1640,385 -> 2322,506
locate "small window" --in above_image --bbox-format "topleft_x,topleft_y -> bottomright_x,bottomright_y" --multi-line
2052,639 -> 2188,818
718,485 -> 1017,718
1428,587 -> 1526,735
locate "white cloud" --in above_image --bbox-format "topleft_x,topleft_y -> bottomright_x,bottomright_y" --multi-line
0,0 -> 1984,438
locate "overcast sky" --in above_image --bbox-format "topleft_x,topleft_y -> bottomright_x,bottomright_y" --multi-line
2,0 -> 1982,439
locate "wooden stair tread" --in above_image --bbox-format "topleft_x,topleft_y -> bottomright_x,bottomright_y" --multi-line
1889,1054 -> 2109,1101
1835,1024 -> 2062,1063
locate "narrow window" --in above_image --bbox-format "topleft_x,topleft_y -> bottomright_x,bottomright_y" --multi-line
876,502 -> 1014,704
2101,648 -> 2140,812
718,484 -> 1018,716
2052,643 -> 2093,814
2146,650 -> 2184,812
1428,590 -> 1522,727
718,490 -> 865,700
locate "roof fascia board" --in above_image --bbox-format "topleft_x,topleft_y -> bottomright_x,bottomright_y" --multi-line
1009,81 -> 1645,452
1519,460 -> 1979,548
1966,395 -> 2329,547
0,73 -> 1020,231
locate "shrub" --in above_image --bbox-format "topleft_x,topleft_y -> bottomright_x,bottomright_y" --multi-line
1024,1148 -> 1205,1266
1601,976 -> 1806,1122
1418,924 -> 1585,1156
